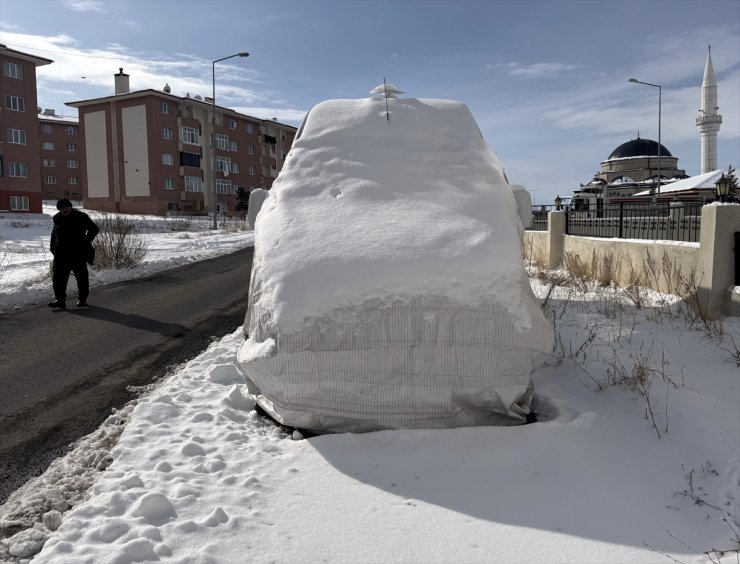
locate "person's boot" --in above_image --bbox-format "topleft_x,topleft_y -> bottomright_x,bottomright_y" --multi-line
48,300 -> 66,309
76,299 -> 88,307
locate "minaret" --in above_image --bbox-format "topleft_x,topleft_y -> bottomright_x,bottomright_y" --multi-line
696,46 -> 722,174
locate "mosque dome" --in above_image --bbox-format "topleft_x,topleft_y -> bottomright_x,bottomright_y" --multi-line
608,137 -> 673,160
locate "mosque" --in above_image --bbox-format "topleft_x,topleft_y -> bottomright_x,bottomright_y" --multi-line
570,48 -> 724,210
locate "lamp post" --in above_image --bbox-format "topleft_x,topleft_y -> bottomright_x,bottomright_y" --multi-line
554,195 -> 562,210
629,78 -> 662,200
212,52 -> 249,229
714,172 -> 731,202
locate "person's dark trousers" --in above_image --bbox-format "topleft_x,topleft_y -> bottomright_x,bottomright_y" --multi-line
52,256 -> 89,302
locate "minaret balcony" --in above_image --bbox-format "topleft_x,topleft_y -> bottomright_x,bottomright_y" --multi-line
696,114 -> 723,127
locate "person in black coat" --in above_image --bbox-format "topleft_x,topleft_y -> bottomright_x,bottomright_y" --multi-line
48,198 -> 100,309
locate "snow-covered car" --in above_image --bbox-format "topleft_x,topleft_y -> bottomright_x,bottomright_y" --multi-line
236,89 -> 553,433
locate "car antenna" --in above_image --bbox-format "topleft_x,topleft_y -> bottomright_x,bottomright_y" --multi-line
384,78 -> 390,122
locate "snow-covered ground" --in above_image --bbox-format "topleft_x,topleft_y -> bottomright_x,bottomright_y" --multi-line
1,205 -> 739,563
0,203 -> 254,313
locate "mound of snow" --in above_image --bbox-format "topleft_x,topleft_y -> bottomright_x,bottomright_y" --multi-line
237,96 -> 552,432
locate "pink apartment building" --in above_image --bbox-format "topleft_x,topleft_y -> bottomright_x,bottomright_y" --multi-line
67,69 -> 296,217
0,44 -> 53,213
38,109 -> 82,202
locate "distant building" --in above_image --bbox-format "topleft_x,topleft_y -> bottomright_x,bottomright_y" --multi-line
571,48 -> 725,210
66,68 -> 297,216
37,109 -> 82,202
0,43 -> 53,213
571,136 -> 687,210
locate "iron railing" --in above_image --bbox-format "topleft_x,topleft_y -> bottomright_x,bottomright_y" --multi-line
527,203 -> 704,242
529,205 -> 558,232
566,203 -> 703,242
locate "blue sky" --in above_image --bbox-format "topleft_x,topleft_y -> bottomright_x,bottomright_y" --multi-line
2,0 -> 738,203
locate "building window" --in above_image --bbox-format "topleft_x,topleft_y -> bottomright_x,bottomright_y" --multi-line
43,158 -> 56,167
229,119 -> 238,130
3,62 -> 24,79
248,165 -> 256,176
67,160 -> 79,168
215,134 -> 228,150
41,124 -> 53,133
162,153 -> 174,165
246,123 -> 254,134
164,178 -> 175,190
162,127 -> 174,140
42,141 -> 55,150
230,162 -> 240,174
247,144 -> 255,155
8,162 -> 29,177
66,143 -> 78,151
160,101 -> 171,114
181,152 -> 201,168
65,126 -> 77,135
7,128 -> 26,144
44,176 -> 57,184
181,126 -> 199,145
216,156 -> 230,172
5,95 -> 25,112
229,141 -> 239,152
184,176 -> 202,192
68,176 -> 80,185
10,196 -> 30,211
216,178 -> 232,194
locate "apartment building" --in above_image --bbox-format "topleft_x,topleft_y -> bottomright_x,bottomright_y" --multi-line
66,69 -> 296,217
38,109 -> 82,202
0,44 -> 53,213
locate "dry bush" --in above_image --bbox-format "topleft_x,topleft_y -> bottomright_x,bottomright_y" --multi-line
522,235 -> 546,268
166,218 -> 193,232
596,251 -> 618,287
562,252 -> 592,292
222,219 -> 248,233
93,214 -> 148,269
605,344 -> 681,439
0,250 -> 7,282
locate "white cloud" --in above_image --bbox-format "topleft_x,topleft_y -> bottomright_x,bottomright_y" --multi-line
0,21 -> 23,31
61,0 -> 106,12
232,106 -> 307,125
496,62 -> 584,79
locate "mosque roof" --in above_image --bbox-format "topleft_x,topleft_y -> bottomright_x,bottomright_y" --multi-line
608,137 -> 673,159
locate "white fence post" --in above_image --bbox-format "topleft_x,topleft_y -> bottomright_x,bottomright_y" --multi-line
697,204 -> 740,319
546,210 -> 566,269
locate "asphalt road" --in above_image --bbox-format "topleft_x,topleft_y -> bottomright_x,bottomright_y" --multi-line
0,247 -> 254,504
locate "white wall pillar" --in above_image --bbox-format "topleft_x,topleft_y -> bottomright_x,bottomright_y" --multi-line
697,204 -> 740,319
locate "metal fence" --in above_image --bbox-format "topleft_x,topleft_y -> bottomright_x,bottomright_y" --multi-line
529,205 -> 557,232
528,203 -> 704,242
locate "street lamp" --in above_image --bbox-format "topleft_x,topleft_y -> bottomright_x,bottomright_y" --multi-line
212,52 -> 249,229
714,172 -> 731,202
554,195 -> 562,210
629,78 -> 662,200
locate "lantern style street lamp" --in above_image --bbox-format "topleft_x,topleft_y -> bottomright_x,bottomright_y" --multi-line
554,195 -> 563,210
714,172 -> 731,202
212,52 -> 249,229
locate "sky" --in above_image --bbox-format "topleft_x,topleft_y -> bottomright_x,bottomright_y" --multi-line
1,0 -> 739,203
1,205 -> 739,562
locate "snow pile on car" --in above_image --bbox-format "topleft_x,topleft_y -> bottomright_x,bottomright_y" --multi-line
236,94 -> 552,433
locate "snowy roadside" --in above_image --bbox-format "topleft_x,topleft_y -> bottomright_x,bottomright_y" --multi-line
1,275 -> 738,563
0,205 -> 255,313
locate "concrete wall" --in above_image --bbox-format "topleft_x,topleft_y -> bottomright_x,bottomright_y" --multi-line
523,204 -> 740,319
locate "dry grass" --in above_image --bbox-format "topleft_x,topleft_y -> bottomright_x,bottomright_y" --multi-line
93,214 -> 148,269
